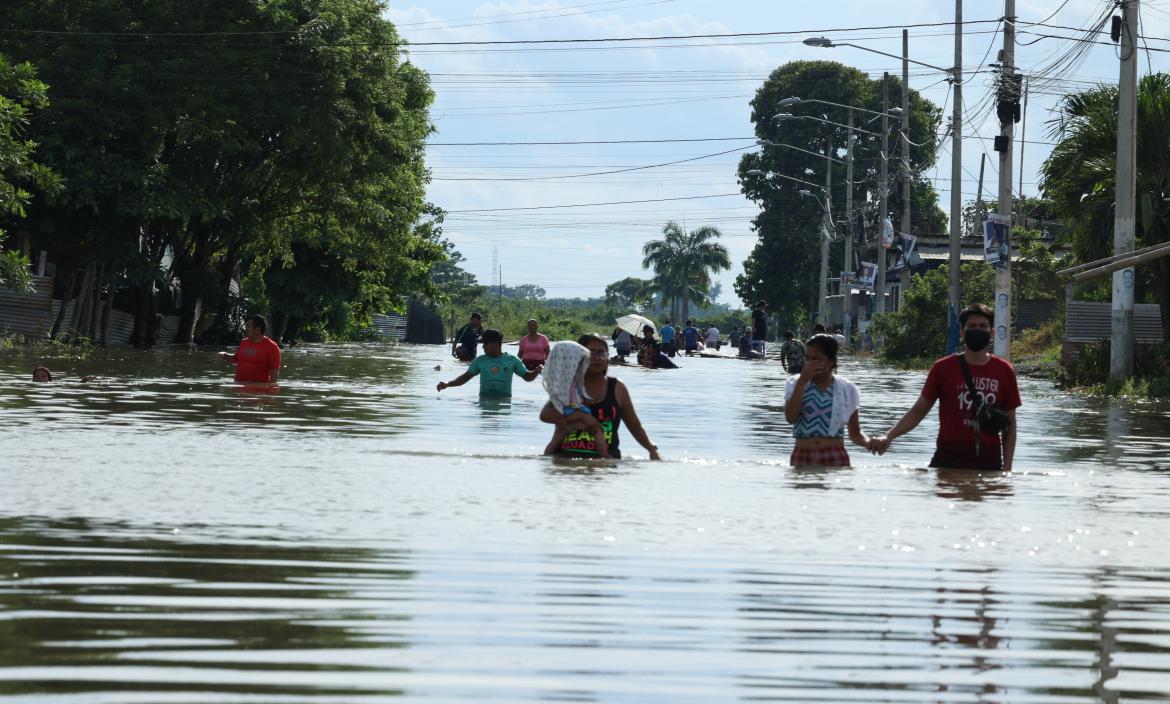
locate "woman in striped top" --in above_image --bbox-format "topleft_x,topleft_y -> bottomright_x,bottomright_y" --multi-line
783,334 -> 874,467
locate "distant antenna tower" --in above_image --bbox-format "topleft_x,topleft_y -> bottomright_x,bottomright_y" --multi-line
491,246 -> 500,292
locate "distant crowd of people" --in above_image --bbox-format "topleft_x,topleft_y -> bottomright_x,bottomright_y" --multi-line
29,303 -> 1019,472
432,303 -> 1020,471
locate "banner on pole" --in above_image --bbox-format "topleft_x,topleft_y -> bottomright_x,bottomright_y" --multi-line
983,214 -> 1010,271
880,218 -> 895,249
857,261 -> 877,290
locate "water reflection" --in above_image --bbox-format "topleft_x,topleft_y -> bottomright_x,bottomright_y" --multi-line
932,469 -> 1015,502
4,344 -> 1170,700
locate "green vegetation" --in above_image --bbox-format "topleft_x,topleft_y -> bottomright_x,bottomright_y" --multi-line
870,228 -> 1062,366
736,60 -> 945,324
0,0 -> 440,345
641,221 -> 731,323
1041,72 -> 1170,339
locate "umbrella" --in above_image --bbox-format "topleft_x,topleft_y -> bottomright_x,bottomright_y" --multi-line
615,313 -> 657,338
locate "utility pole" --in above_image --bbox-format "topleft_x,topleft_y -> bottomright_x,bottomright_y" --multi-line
899,29 -> 912,313
818,134 -> 832,325
843,109 -> 854,351
876,72 -> 890,317
975,153 -> 986,227
994,0 -> 1016,358
1112,0 -> 1140,380
947,0 -> 963,353
1018,76 -> 1029,198
900,29 -> 912,253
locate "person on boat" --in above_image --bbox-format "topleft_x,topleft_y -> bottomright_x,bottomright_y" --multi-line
540,333 -> 660,460
452,312 -> 483,362
219,314 -> 281,383
612,326 -> 633,361
659,320 -> 677,357
872,303 -> 1021,471
737,330 -> 763,360
784,334 -> 874,467
681,320 -> 700,355
706,324 -> 721,351
518,319 -> 550,371
644,340 -> 678,369
540,341 -> 609,458
437,328 -> 540,397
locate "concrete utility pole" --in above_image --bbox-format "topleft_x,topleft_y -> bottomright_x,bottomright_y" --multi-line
1111,0 -> 1140,381
901,29 -> 912,259
876,72 -> 890,316
843,109 -> 854,351
899,29 -> 912,313
947,0 -> 964,353
818,134 -> 832,325
994,0 -> 1015,358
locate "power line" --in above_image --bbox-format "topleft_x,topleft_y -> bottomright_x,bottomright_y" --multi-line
432,145 -> 755,181
429,137 -> 756,146
445,192 -> 743,213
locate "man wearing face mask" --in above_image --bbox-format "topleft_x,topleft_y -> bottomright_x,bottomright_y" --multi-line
872,304 -> 1021,471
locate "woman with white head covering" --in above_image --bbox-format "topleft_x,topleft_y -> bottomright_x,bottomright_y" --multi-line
541,341 -> 609,457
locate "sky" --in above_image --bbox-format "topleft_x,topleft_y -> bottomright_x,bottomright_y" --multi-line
387,0 -> 1170,307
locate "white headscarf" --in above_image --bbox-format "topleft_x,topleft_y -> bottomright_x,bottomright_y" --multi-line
542,341 -> 592,411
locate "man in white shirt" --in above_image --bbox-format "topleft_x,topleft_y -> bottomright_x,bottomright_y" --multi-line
706,325 -> 721,350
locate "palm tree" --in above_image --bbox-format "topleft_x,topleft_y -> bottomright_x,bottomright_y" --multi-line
642,221 -> 731,323
1041,73 -> 1170,339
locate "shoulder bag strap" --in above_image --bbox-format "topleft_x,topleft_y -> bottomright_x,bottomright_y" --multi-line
957,355 -> 983,452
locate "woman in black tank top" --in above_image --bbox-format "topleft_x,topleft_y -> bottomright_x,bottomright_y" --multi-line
540,333 -> 661,460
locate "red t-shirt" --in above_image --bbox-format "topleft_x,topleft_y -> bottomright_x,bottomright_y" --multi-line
922,354 -> 1021,467
235,336 -> 281,383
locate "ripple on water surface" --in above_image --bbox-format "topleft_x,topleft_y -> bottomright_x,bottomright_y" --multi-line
4,344 -> 1170,701
2,522 -> 1170,703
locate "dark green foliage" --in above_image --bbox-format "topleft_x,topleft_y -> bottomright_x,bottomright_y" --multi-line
1041,73 -> 1170,340
1,0 -> 440,341
736,61 -> 945,318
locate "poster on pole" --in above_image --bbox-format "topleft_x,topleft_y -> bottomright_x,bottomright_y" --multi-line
895,232 -> 920,268
983,214 -> 1010,271
840,271 -> 854,287
880,218 -> 895,249
856,261 -> 877,291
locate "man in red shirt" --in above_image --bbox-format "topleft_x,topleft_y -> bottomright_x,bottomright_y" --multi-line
874,303 -> 1020,470
218,314 -> 282,383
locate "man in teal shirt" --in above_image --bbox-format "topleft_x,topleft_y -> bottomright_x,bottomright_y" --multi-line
436,328 -> 541,397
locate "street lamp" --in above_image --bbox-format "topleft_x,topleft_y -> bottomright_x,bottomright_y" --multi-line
805,31 -> 963,352
803,37 -> 955,74
745,168 -> 822,191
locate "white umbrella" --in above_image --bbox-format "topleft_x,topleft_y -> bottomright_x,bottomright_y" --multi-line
615,313 -> 656,338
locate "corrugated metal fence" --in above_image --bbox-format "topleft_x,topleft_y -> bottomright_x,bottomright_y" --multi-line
1065,301 -> 1164,343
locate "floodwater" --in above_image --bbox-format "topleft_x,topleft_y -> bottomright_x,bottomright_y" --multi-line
2,341 -> 1170,702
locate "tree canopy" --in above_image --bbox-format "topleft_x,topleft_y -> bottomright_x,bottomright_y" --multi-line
0,0 -> 442,342
735,61 -> 944,324
1041,73 -> 1170,337
642,221 -> 731,323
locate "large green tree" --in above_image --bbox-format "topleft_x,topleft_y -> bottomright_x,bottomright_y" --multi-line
0,54 -> 57,292
1,0 -> 440,344
1041,73 -> 1170,340
736,61 -> 944,323
642,221 -> 731,323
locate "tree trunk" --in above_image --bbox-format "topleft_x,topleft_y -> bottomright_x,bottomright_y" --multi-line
1156,258 -> 1170,344
176,290 -> 201,345
49,271 -> 76,340
130,281 -> 154,349
70,265 -> 96,341
88,263 -> 105,340
100,270 -> 115,346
